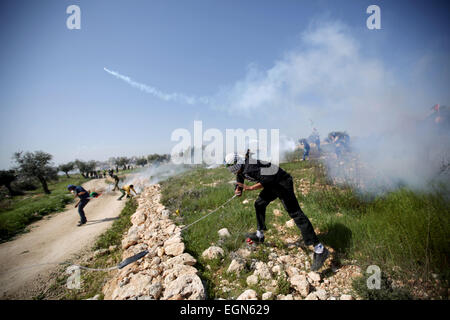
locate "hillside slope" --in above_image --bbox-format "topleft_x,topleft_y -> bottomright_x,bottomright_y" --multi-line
159,160 -> 448,300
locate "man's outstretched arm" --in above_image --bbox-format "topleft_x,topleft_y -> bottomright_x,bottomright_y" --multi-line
236,182 -> 263,191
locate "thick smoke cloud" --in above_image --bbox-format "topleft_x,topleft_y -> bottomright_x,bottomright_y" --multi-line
215,22 -> 449,193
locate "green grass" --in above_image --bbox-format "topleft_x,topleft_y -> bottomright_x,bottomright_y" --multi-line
301,187 -> 449,275
0,174 -> 90,241
95,198 -> 137,250
160,161 -> 449,299
43,198 -> 138,300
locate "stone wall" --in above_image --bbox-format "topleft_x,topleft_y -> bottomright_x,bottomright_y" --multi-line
102,184 -> 205,300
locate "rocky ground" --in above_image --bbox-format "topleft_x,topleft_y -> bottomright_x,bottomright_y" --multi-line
101,183 -> 363,300
202,207 -> 363,300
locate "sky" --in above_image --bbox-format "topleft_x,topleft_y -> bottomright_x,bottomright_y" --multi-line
0,0 -> 449,169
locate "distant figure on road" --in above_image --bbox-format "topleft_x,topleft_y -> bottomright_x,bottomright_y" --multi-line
112,174 -> 120,191
67,184 -> 90,226
118,184 -> 137,200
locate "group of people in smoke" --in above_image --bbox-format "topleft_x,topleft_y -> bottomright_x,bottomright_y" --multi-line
298,128 -> 349,160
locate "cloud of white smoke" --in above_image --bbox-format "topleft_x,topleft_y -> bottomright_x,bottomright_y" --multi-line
118,162 -> 189,193
214,21 -> 449,193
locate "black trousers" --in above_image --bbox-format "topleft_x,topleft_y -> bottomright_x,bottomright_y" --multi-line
78,199 -> 89,223
254,175 -> 319,246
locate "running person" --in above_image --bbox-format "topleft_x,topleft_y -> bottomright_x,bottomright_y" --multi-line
67,184 -> 90,226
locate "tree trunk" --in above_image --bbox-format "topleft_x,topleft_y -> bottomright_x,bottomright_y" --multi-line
38,175 -> 51,194
65,172 -> 70,178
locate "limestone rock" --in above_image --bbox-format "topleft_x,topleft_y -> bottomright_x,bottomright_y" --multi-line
164,235 -> 182,247
162,274 -> 205,300
305,292 -> 318,300
290,274 -> 310,297
307,271 -> 321,283
246,275 -> 258,286
285,219 -> 296,228
254,262 -> 272,280
131,210 -> 146,225
122,233 -> 139,250
227,259 -> 245,274
236,248 -> 251,259
273,209 -> 282,217
161,209 -> 171,218
202,246 -> 224,260
237,289 -> 257,300
262,292 -> 273,300
165,242 -> 185,256
163,264 -> 198,286
148,282 -> 163,299
278,294 -> 294,300
271,265 -> 283,275
218,228 -> 231,238
315,289 -> 328,300
285,266 -> 300,278
165,253 -> 196,267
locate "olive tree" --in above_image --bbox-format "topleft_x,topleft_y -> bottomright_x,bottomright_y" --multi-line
136,157 -> 148,167
58,162 -> 75,178
13,151 -> 58,194
75,160 -> 97,178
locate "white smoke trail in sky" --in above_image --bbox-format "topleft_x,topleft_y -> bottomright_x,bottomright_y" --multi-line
103,67 -> 210,105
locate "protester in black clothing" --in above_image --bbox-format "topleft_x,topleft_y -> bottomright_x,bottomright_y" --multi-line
225,152 -> 329,271
112,174 -> 120,191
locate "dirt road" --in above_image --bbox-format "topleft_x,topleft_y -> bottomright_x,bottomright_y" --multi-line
0,179 -> 126,299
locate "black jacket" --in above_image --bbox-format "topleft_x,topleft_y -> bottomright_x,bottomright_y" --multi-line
235,158 -> 290,190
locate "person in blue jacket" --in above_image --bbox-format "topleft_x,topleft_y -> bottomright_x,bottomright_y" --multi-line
299,139 -> 310,161
67,184 -> 90,226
